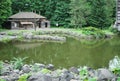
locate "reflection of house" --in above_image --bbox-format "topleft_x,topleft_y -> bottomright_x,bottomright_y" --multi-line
8,12 -> 50,29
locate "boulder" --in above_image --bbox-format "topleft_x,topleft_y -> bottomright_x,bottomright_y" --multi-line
28,73 -> 52,81
69,67 -> 79,74
96,68 -> 115,81
87,67 -> 96,77
60,70 -> 74,81
46,64 -> 54,70
0,32 -> 7,35
1,64 -> 13,76
52,77 -> 60,81
23,33 -> 33,39
21,64 -> 31,73
13,70 -> 20,74
9,74 -> 19,81
70,79 -> 78,81
28,73 -> 43,81
34,63 -> 45,69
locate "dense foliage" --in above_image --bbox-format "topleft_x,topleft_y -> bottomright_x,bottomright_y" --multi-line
70,0 -> 115,28
88,0 -> 115,29
0,0 -> 116,28
11,0 -> 70,27
82,27 -> 105,38
0,0 -> 12,28
70,0 -> 91,28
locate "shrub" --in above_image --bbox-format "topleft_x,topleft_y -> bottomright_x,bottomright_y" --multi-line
11,57 -> 28,70
79,66 -> 88,80
18,74 -> 30,81
82,27 -> 105,38
1,37 -> 11,43
108,26 -> 119,33
109,56 -> 120,75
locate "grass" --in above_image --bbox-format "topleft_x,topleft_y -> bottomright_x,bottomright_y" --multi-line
0,27 -> 113,34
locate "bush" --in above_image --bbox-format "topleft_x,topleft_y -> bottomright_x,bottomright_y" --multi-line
11,57 -> 28,70
108,26 -> 119,33
18,74 -> 30,81
109,56 -> 120,75
82,27 -> 105,38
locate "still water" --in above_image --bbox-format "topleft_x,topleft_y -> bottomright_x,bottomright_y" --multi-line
0,37 -> 120,68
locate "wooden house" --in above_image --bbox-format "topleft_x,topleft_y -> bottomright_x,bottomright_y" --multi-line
8,12 -> 50,29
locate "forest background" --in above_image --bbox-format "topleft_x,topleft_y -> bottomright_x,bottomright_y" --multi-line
0,0 -> 116,29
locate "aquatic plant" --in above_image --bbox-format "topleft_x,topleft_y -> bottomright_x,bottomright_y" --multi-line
11,57 -> 28,70
79,66 -> 88,76
109,56 -> 120,75
79,66 -> 89,80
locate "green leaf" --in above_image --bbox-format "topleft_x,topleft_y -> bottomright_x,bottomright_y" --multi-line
18,74 -> 30,81
88,78 -> 97,81
117,77 -> 120,81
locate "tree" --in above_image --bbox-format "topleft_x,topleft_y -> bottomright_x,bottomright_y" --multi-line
12,0 -> 32,14
49,0 -> 70,27
11,0 -> 115,28
70,0 -> 91,28
12,0 -> 71,27
0,0 -> 12,28
88,0 -> 115,29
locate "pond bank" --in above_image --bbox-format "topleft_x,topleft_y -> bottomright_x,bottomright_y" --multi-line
0,62 -> 119,81
0,28 -> 114,43
0,56 -> 120,81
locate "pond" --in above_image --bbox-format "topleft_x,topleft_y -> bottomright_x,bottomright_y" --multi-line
0,37 -> 120,69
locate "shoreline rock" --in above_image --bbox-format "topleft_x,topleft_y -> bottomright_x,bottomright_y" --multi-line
0,29 -> 114,43
0,63 -> 119,81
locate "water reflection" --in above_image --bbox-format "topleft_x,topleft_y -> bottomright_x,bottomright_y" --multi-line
15,43 -> 42,50
0,37 -> 120,68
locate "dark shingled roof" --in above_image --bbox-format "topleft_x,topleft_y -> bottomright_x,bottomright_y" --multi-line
9,12 -> 46,19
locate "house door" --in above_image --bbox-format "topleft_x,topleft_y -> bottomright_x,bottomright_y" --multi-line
39,22 -> 41,28
45,22 -> 48,28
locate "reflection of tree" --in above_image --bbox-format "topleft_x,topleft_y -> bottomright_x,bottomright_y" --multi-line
1,37 -> 120,69
108,36 -> 120,46
79,39 -> 106,48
